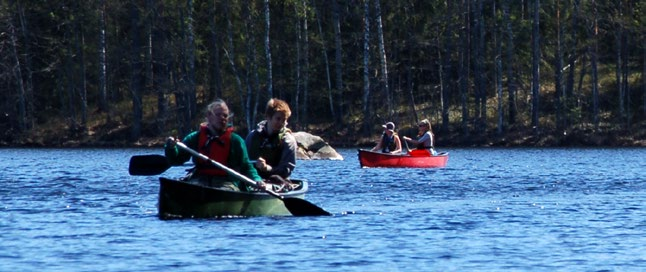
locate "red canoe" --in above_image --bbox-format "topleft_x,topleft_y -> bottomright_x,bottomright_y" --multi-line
357,149 -> 449,168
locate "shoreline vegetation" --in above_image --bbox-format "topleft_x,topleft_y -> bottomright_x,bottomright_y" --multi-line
2,2 -> 644,151
2,118 -> 644,149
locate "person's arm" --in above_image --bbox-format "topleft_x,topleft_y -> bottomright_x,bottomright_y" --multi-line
229,133 -> 262,182
164,132 -> 198,166
428,131 -> 434,147
264,133 -> 297,178
391,135 -> 402,154
403,136 -> 420,145
371,134 -> 384,151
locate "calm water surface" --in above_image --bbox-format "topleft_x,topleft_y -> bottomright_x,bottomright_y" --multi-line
1,147 -> 645,271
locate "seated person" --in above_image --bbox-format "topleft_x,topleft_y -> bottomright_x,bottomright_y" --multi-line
165,99 -> 264,191
371,121 -> 402,154
402,119 -> 437,156
245,98 -> 297,180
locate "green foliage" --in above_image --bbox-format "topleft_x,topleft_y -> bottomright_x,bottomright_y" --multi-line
0,0 -> 643,145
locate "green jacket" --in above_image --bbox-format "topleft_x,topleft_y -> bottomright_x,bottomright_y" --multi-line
164,130 -> 262,186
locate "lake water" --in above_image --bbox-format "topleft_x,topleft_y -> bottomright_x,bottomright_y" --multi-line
1,147 -> 645,271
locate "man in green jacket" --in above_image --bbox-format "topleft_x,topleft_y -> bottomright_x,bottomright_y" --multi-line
165,99 -> 263,191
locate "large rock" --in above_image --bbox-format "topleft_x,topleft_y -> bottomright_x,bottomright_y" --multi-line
293,131 -> 344,160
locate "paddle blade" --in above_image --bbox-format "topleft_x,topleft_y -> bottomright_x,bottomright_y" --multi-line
129,155 -> 171,176
283,197 -> 332,216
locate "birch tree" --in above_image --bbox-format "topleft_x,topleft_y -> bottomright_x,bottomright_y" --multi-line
332,0 -> 344,124
98,0 -> 108,115
374,0 -> 391,118
8,15 -> 26,132
264,0 -> 273,97
495,2 -> 503,135
362,0 -> 371,135
312,0 -> 334,122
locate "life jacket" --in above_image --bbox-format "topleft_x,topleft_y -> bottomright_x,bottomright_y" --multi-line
416,131 -> 434,149
248,121 -> 291,167
381,133 -> 398,153
195,123 -> 232,176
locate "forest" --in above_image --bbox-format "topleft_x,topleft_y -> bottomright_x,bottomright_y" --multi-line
0,0 -> 644,147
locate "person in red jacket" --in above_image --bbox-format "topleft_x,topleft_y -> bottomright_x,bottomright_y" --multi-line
165,99 -> 264,191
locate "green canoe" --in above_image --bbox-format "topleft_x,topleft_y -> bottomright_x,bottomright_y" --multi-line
158,177 -> 308,219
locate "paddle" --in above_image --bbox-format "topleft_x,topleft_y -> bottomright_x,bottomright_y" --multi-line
129,154 -> 171,176
171,139 -> 331,217
403,137 -> 412,153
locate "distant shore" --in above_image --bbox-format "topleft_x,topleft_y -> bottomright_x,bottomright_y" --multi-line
2,126 -> 644,148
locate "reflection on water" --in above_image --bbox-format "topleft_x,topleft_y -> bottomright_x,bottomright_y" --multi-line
0,147 -> 645,271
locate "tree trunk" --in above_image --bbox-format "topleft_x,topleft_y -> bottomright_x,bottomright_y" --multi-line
459,0 -> 470,137
362,0 -> 371,136
9,18 -> 27,132
495,2 -> 503,135
312,0 -> 334,122
301,0 -> 310,128
129,1 -> 143,140
208,0 -> 223,101
404,2 -> 418,127
614,1 -> 626,126
374,0 -> 391,118
554,0 -> 564,130
332,0 -> 344,124
248,3 -> 261,128
441,0 -> 454,134
185,0 -> 196,121
65,37 -> 77,131
177,6 -> 190,135
531,0 -> 540,136
472,0 -> 486,134
621,1 -> 631,127
243,1 -> 257,130
295,3 -> 303,127
223,0 -> 245,127
590,0 -> 599,131
503,0 -> 517,126
565,0 -> 580,129
264,0 -> 273,97
98,0 -> 109,115
144,0 -> 156,133
16,1 -> 33,130
75,15 -> 87,131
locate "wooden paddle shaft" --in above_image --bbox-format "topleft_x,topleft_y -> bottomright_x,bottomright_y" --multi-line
172,139 -> 284,199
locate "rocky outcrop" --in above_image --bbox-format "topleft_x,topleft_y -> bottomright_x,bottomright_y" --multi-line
293,131 -> 344,160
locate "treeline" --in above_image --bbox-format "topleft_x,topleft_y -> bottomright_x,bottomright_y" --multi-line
0,0 -> 644,144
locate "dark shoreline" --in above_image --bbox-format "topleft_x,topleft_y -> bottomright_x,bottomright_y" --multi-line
2,128 -> 644,148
